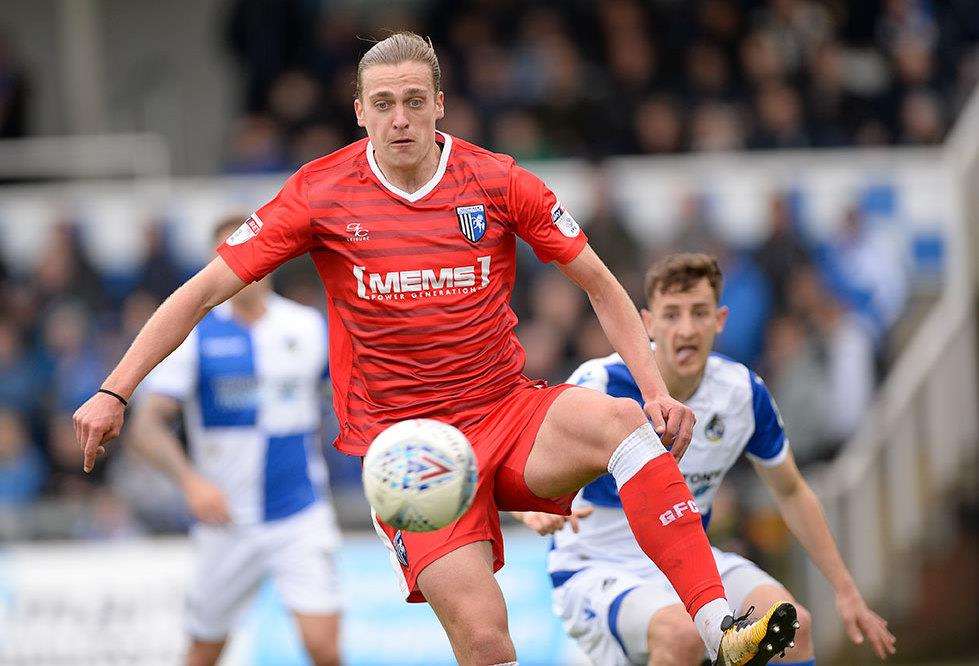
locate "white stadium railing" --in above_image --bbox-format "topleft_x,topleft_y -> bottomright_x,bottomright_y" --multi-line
801,87 -> 979,653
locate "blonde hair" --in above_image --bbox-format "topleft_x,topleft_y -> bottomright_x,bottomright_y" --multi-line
356,31 -> 441,98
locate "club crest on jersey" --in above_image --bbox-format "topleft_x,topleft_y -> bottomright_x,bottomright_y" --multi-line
456,204 -> 487,243
705,414 -> 725,442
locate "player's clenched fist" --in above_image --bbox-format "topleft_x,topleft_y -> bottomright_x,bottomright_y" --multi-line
643,394 -> 696,460
73,391 -> 127,473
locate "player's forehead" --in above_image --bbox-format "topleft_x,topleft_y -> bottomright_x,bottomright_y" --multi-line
361,61 -> 435,98
649,278 -> 716,309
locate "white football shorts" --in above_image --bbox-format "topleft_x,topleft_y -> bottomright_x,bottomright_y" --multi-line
185,501 -> 342,641
552,547 -> 782,665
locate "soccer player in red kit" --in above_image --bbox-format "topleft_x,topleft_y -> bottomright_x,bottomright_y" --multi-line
74,33 -> 798,666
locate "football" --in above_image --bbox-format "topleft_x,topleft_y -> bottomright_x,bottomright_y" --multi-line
363,419 -> 478,532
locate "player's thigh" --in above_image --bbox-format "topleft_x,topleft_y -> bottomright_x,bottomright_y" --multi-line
644,605 -> 706,666
185,525 -> 267,642
268,506 -> 343,617
553,567 -> 677,665
526,386 -> 648,498
416,541 -> 512,651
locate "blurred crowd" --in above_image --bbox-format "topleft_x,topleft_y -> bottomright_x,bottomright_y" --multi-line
0,164 -> 907,551
222,0 -> 979,172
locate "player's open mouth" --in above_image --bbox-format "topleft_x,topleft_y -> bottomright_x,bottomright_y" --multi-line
675,344 -> 698,364
391,138 -> 413,145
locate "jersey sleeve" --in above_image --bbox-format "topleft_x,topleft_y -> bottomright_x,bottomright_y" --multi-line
508,164 -> 587,265
142,329 -> 199,401
744,371 -> 789,467
217,169 -> 314,283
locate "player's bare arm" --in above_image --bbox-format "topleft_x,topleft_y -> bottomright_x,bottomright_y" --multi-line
753,450 -> 897,659
73,257 -> 246,472
129,393 -> 231,524
557,245 -> 695,457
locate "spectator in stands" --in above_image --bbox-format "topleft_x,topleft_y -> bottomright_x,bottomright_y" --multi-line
37,301 -> 104,413
0,321 -> 37,415
899,88 -> 945,143
490,110 -> 551,161
761,315 -> 831,465
688,102 -> 746,151
755,192 -> 813,313
816,204 -> 908,343
0,410 -> 45,505
33,222 -> 104,312
224,115 -> 289,174
750,82 -> 811,149
634,95 -> 683,154
134,222 -> 183,301
787,267 -> 875,446
288,123 -> 344,168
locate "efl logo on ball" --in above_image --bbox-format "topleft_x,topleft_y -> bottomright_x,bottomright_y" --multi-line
363,419 -> 477,532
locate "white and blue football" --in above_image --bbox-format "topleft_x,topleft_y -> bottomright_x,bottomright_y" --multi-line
363,419 -> 478,532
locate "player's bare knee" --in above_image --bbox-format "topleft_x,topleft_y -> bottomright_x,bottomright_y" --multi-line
647,609 -> 703,665
459,625 -> 513,664
599,397 -> 647,453
788,603 -> 813,652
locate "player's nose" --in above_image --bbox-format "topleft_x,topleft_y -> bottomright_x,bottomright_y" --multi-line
392,104 -> 409,128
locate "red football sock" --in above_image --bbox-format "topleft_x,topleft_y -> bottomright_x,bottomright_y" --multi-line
617,454 -> 726,617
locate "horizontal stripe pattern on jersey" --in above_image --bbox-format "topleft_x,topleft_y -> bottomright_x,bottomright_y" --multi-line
218,132 -> 588,455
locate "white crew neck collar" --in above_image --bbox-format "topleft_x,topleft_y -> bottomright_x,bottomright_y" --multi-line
365,131 -> 452,203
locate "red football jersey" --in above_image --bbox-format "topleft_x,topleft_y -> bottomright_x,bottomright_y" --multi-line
218,132 -> 587,455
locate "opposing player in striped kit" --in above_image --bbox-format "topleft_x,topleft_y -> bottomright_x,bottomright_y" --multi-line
75,33 -> 796,666
129,218 -> 341,666
518,254 -> 896,665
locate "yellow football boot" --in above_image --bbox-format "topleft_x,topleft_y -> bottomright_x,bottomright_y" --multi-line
714,602 -> 799,666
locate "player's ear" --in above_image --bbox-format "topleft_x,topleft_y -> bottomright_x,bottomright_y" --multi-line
354,98 -> 366,128
640,307 -> 655,338
715,305 -> 729,334
434,90 -> 445,121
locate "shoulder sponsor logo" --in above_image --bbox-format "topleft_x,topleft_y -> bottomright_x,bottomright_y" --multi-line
352,257 -> 491,301
225,214 -> 263,246
345,222 -> 370,242
550,202 -> 580,238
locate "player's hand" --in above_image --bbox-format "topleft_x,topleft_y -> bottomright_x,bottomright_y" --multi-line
835,587 -> 896,659
74,392 -> 127,473
514,508 -> 594,536
643,394 -> 695,459
182,473 -> 232,525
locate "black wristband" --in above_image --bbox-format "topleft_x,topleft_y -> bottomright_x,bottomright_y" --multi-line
98,388 -> 128,407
